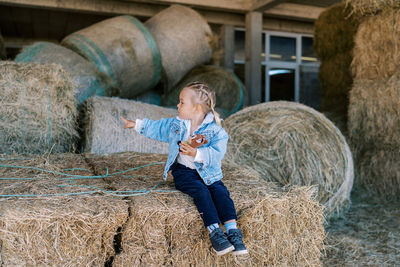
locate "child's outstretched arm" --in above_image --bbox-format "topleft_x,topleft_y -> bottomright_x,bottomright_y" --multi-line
120,116 -> 136,129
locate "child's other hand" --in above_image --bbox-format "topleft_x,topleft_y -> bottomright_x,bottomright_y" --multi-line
179,142 -> 197,157
120,116 -> 136,129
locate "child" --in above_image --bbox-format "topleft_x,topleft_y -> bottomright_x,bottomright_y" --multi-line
121,82 -> 248,256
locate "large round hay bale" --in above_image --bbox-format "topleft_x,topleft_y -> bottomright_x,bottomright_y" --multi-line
345,0 -> 400,16
15,42 -> 118,105
0,31 -> 6,60
0,61 -> 78,154
223,101 -> 354,219
81,96 -> 177,155
145,5 -> 214,91
352,8 -> 400,80
62,15 -> 162,98
164,65 -> 246,117
313,2 -> 360,59
348,74 -> 400,150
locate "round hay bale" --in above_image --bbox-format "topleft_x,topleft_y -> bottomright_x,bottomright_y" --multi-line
0,31 -> 6,60
355,148 -> 400,199
345,0 -> 400,16
352,8 -> 400,80
223,101 -> 354,219
313,2 -> 360,59
164,65 -> 246,117
82,96 -> 177,155
62,15 -> 161,98
15,42 -> 119,105
134,90 -> 162,106
348,74 -> 400,150
145,5 -> 214,91
0,61 -> 78,154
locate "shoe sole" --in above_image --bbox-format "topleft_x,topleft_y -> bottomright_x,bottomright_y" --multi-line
214,245 -> 234,256
232,249 -> 249,256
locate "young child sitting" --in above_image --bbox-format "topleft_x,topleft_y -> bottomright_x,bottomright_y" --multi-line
121,81 -> 248,256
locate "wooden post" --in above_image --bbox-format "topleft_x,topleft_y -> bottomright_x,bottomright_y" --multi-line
245,11 -> 262,105
221,24 -> 235,71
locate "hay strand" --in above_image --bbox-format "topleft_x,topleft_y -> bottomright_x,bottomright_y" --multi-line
345,0 -> 400,15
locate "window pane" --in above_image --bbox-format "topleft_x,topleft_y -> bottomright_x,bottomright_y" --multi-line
300,64 -> 321,109
234,30 -> 245,61
301,37 -> 318,62
261,33 -> 266,62
269,68 -> 295,101
269,36 -> 296,62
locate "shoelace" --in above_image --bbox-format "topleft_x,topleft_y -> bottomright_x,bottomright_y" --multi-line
229,231 -> 243,244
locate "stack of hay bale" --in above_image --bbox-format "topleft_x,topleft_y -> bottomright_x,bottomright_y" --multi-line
313,2 -> 361,134
346,0 -> 400,199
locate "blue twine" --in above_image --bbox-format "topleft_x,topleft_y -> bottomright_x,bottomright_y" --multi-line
0,162 -> 177,198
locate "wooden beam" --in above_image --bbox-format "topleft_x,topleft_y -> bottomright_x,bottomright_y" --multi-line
245,11 -> 262,105
221,24 -> 235,70
0,0 -> 163,17
252,0 -> 285,12
123,0 -> 252,12
264,3 -> 325,21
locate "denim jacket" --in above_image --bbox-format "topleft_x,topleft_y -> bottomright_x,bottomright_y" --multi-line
136,115 -> 228,185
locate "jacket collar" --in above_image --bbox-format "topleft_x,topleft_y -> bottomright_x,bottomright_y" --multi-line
176,112 -> 214,131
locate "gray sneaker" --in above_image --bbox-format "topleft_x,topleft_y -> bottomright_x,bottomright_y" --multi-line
209,228 -> 234,255
227,229 -> 248,255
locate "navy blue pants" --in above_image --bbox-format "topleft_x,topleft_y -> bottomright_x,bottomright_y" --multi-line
171,163 -> 238,227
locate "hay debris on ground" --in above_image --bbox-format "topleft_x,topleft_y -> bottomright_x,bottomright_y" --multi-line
15,41 -> 119,105
145,5 -> 214,90
84,152 -> 325,267
165,65 -> 246,118
0,153 -> 129,266
0,61 -> 78,154
351,8 -> 400,80
323,190 -> 400,266
81,96 -> 177,154
223,101 -> 354,219
345,0 -> 400,15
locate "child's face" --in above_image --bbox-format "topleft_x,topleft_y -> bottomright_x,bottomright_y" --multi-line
177,88 -> 197,120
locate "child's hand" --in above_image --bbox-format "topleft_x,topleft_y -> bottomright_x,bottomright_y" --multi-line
120,116 -> 136,129
179,141 -> 197,157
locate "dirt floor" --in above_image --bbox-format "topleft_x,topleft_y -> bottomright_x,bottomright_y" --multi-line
322,189 -> 400,266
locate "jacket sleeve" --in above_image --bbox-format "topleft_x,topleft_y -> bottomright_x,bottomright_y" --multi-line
137,117 -> 174,143
196,128 -> 228,168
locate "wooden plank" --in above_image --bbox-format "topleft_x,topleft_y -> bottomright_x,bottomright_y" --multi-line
221,24 -> 235,70
245,11 -> 262,105
252,0 -> 285,12
264,3 -> 325,21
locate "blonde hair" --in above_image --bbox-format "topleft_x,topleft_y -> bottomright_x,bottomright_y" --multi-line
184,81 -> 222,125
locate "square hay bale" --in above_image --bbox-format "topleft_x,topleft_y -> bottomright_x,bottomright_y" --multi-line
0,62 -> 78,154
85,152 -> 325,266
81,96 -> 177,155
0,154 -> 129,266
